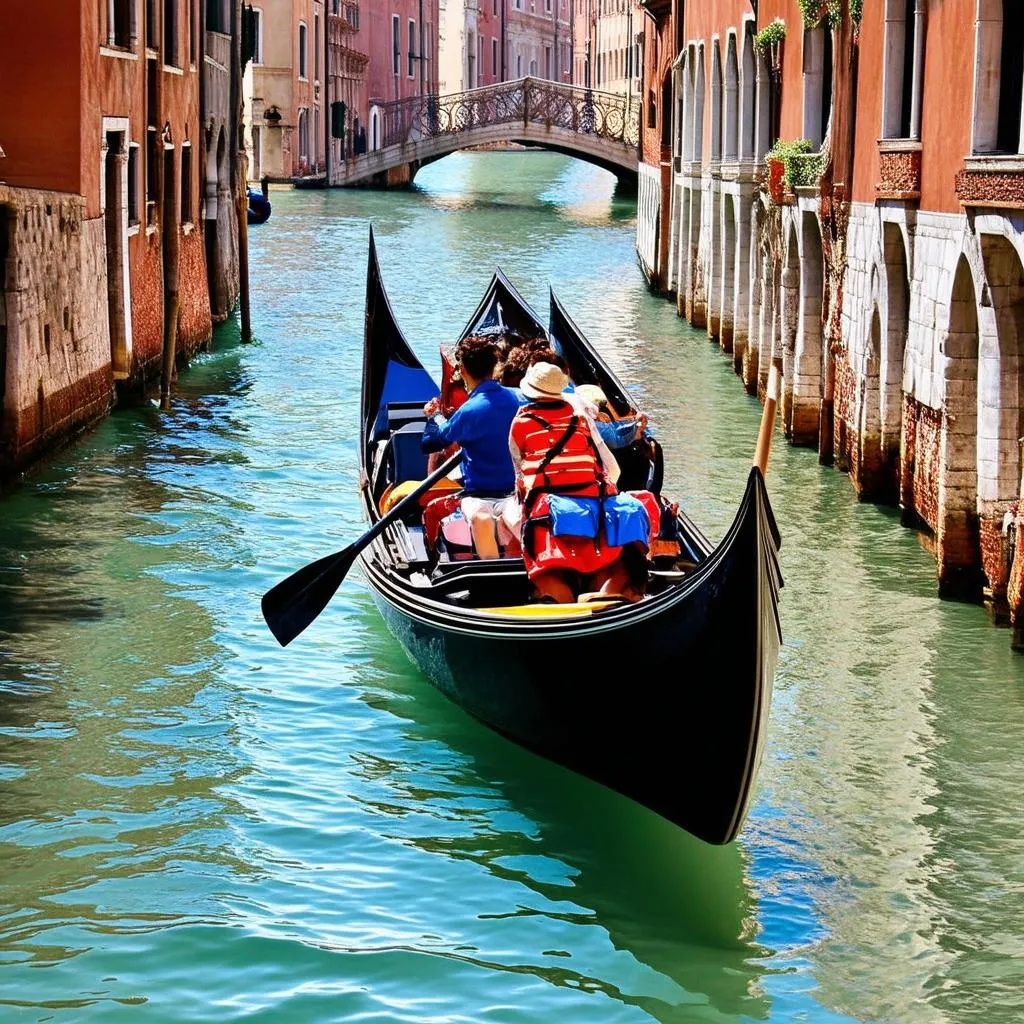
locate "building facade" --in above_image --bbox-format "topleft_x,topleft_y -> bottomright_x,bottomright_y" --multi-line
0,0 -> 242,481
643,0 -> 1024,641
506,0 -> 572,83
573,0 -> 641,98
248,0 -> 325,180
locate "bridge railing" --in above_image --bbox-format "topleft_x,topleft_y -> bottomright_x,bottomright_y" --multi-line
371,78 -> 641,152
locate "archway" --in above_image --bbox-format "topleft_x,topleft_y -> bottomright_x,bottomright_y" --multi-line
978,233 -> 1024,602
720,192 -> 736,351
723,33 -> 738,162
937,255 -> 982,598
792,210 -> 823,445
780,223 -> 800,430
859,305 -> 884,493
710,40 -> 722,162
881,222 -> 909,498
744,199 -> 762,393
740,23 -> 756,161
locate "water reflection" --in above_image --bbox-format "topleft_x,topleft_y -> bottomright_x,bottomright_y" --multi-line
0,331 -> 256,1007
349,592 -> 771,1023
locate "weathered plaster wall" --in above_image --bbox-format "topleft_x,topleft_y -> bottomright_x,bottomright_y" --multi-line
0,188 -> 114,478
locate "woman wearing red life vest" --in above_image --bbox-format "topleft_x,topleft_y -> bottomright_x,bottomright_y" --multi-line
509,362 -> 652,604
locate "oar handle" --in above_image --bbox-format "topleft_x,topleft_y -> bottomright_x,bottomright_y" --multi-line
753,363 -> 781,477
359,448 -> 464,551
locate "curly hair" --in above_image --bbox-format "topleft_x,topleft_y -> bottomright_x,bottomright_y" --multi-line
526,347 -> 569,373
456,334 -> 500,381
498,345 -> 531,387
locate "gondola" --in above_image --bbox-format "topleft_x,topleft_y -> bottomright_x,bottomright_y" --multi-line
350,229 -> 783,847
247,187 -> 272,225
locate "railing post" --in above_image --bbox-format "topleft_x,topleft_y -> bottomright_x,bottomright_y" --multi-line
523,77 -> 529,128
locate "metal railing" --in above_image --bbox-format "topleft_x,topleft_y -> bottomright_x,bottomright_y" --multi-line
370,77 -> 640,151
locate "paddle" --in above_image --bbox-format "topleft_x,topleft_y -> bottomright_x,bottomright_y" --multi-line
261,450 -> 464,647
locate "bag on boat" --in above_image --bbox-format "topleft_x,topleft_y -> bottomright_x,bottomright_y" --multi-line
545,493 -> 651,548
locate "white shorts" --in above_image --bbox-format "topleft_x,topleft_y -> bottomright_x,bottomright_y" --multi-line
460,496 -> 521,546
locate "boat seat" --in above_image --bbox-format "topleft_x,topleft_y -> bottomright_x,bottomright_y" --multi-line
387,422 -> 429,484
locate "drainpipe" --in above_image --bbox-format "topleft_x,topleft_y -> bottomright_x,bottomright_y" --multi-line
501,0 -> 506,80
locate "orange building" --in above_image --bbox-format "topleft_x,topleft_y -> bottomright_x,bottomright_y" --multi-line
0,0 -> 234,480
647,0 -> 1024,635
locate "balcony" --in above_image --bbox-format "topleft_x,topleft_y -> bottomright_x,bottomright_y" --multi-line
875,139 -> 921,202
955,155 -> 1024,210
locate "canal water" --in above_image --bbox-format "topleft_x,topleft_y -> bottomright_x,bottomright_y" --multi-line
1,153 -> 1022,1023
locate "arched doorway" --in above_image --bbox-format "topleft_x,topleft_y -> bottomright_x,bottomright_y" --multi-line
792,211 -> 823,445
858,306 -> 884,493
977,233 -> 1024,604
780,223 -> 800,431
720,192 -> 736,352
937,255 -> 982,598
881,222 -> 910,499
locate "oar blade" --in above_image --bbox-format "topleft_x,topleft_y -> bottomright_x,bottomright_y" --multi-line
261,545 -> 360,647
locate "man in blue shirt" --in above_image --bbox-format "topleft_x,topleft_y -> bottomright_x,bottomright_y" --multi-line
421,335 -> 522,558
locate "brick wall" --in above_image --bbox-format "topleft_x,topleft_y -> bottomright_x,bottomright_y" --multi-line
0,187 -> 114,479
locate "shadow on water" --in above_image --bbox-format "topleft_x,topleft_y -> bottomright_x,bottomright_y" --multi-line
347,593 -> 772,1023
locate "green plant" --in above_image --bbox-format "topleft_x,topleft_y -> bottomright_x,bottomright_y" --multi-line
797,0 -> 842,28
754,18 -> 787,54
850,0 -> 863,23
765,138 -> 823,191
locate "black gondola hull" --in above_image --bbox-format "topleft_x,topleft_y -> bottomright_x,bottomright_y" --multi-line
363,467 -> 779,846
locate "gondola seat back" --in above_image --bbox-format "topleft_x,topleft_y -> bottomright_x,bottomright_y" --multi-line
386,422 -> 429,484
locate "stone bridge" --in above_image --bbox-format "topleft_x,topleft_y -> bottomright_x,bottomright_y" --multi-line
330,78 -> 640,188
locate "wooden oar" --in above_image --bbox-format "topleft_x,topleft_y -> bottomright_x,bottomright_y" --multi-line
753,361 -> 782,476
262,450 -> 464,647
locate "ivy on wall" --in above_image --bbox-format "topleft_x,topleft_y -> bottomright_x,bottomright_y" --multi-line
765,138 -> 824,190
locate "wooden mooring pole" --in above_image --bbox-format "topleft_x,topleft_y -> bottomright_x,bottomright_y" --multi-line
753,360 -> 782,477
238,165 -> 252,343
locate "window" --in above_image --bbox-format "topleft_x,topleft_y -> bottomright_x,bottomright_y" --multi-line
298,108 -> 309,160
146,0 -> 158,47
995,0 -> 1024,152
492,38 -> 498,78
392,15 -> 400,76
802,25 -> 832,149
180,144 -> 192,224
545,0 -> 551,10
164,0 -> 179,65
109,0 -> 134,48
146,132 -> 160,222
493,0 -> 498,12
529,58 -> 537,76
207,0 -> 227,33
478,35 -> 484,85
127,143 -> 140,225
299,22 -> 308,78
252,8 -> 263,64
315,12 -> 321,79
544,45 -> 551,80
882,0 -> 920,138
189,0 -> 196,63
409,19 -> 416,79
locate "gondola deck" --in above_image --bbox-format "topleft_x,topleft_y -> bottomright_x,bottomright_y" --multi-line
356,228 -> 782,845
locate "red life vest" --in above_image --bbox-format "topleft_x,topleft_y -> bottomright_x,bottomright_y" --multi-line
511,399 -> 607,503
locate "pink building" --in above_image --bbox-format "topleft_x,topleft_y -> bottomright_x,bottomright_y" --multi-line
507,0 -> 571,83
364,0 -> 440,106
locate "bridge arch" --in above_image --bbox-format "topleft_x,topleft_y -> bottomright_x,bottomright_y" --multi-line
334,78 -> 639,188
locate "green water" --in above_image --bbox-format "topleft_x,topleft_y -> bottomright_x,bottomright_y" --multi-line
1,152 -> 1022,1023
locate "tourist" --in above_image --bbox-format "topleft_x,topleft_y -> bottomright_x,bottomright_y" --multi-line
509,362 -> 650,603
421,335 -> 521,558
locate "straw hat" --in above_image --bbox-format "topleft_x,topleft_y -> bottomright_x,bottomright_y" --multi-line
574,384 -> 608,408
520,361 -> 569,400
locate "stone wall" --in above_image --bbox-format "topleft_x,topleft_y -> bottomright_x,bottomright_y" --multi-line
0,186 -> 114,480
